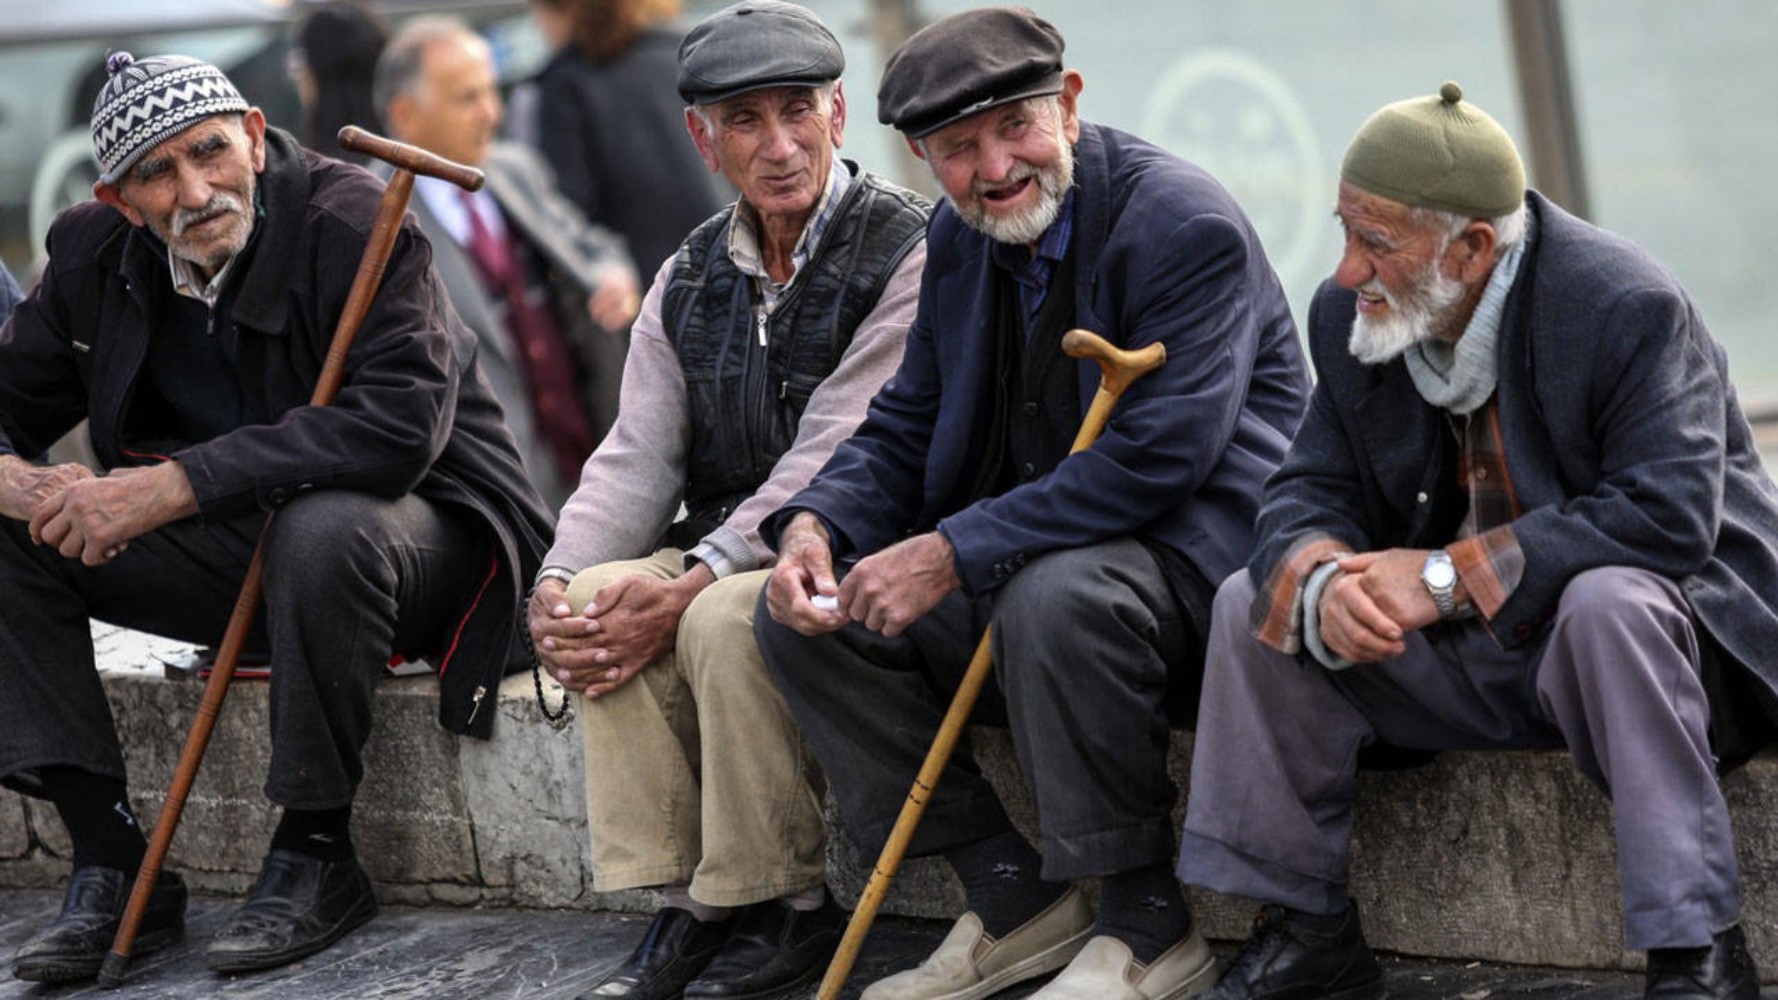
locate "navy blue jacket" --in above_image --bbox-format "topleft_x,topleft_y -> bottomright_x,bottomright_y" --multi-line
769,122 -> 1308,593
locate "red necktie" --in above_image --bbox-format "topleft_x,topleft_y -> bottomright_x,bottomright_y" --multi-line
458,189 -> 597,484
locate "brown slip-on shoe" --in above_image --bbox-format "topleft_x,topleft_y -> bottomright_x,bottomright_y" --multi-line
861,886 -> 1093,1000
1031,932 -> 1217,1000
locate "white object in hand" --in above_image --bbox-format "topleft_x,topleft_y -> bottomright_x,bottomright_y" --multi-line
811,594 -> 839,612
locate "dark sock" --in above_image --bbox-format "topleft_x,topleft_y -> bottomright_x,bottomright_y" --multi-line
43,766 -> 147,872
1096,862 -> 1193,964
944,830 -> 1066,938
271,805 -> 355,862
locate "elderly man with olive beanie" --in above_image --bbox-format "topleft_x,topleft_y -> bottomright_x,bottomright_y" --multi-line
1178,82 -> 1778,1000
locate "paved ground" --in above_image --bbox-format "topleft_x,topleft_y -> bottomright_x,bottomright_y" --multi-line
0,886 -> 1716,1000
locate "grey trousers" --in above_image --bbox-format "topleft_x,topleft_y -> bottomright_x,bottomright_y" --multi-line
757,538 -> 1197,882
1177,566 -> 1739,950
0,490 -> 479,810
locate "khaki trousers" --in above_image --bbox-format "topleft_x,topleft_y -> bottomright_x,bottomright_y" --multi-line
569,551 -> 826,906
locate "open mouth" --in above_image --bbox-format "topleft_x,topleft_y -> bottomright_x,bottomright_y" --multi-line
981,176 -> 1033,205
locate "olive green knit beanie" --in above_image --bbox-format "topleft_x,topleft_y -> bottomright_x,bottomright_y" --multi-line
1341,81 -> 1525,218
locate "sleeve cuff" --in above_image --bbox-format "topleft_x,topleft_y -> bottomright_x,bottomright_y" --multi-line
683,541 -> 739,580
1447,525 -> 1522,621
693,525 -> 760,579
1300,560 -> 1356,671
534,565 -> 578,590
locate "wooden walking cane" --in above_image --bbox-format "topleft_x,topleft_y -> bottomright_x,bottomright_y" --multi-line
817,329 -> 1167,1000
97,126 -> 484,989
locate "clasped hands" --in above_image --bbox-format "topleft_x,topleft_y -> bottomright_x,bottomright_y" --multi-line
764,511 -> 959,639
1317,548 -> 1459,664
529,562 -> 715,699
0,456 -> 197,566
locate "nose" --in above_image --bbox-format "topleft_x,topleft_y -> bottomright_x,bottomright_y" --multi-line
1333,234 -> 1372,290
759,117 -> 798,162
976,139 -> 1016,184
173,162 -> 213,210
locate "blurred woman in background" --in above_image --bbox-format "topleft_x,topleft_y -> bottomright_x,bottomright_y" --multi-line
289,0 -> 389,165
522,0 -> 725,280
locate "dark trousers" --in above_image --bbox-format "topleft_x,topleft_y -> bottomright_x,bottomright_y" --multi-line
756,538 -> 1201,882
0,490 -> 479,811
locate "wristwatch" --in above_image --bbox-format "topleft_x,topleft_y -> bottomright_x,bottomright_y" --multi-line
1421,549 -> 1458,618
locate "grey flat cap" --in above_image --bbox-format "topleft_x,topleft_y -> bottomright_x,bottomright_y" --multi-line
677,1 -> 844,105
877,7 -> 1064,138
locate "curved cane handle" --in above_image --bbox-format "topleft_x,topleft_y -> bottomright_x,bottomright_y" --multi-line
338,126 -> 485,192
1062,329 -> 1167,395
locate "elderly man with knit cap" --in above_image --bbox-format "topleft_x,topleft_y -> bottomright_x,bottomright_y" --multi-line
524,2 -> 928,998
757,7 -> 1307,999
1177,82 -> 1778,1000
0,53 -> 551,980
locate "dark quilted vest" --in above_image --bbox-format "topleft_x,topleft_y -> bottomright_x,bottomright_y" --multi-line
661,165 -> 929,540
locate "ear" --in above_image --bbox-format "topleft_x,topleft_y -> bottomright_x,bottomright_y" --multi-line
242,108 -> 268,173
685,107 -> 720,173
1057,70 -> 1084,146
827,80 -> 847,150
93,182 -> 145,228
905,135 -> 927,161
1447,220 -> 1499,285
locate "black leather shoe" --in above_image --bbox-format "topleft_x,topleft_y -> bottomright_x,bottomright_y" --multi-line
579,907 -> 735,999
1203,903 -> 1384,1000
206,849 -> 377,974
1646,924 -> 1759,999
11,866 -> 187,983
685,894 -> 845,999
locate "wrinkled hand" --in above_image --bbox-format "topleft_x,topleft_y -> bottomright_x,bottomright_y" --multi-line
548,566 -> 713,699
586,266 -> 642,332
765,512 -> 845,636
0,457 -> 94,522
528,577 -> 601,692
28,462 -> 196,566
838,531 -> 959,638
1318,549 -> 1445,663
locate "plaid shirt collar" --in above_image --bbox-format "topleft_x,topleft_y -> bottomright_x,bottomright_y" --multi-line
727,158 -> 851,312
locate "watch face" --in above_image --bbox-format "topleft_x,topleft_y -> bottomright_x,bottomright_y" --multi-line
1424,557 -> 1457,589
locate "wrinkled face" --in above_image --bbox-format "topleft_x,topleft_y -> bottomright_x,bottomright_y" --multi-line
917,74 -> 1081,247
1333,182 -> 1470,365
97,110 -> 267,278
394,33 -> 503,167
688,84 -> 845,230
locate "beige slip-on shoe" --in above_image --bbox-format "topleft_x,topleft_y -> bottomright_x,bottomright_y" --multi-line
1030,931 -> 1217,1000
860,887 -> 1094,1000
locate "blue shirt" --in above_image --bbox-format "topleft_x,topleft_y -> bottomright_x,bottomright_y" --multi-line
988,188 -> 1075,336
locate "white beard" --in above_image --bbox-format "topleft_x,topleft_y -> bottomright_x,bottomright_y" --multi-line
1348,265 -> 1467,366
954,142 -> 1074,246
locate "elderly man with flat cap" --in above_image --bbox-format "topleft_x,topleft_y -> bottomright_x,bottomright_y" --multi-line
1177,83 -> 1778,1000
757,7 -> 1307,999
524,3 -> 929,998
0,53 -> 551,980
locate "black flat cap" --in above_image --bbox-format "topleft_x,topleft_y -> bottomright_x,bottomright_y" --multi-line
677,0 -> 844,105
877,7 -> 1065,138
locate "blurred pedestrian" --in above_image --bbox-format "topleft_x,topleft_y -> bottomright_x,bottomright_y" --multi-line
288,0 -> 388,164
524,0 -> 726,280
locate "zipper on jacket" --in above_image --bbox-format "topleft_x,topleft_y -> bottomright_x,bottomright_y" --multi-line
467,685 -> 487,725
755,307 -> 768,348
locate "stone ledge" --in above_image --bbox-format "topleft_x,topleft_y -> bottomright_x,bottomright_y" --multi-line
2,628 -> 1775,980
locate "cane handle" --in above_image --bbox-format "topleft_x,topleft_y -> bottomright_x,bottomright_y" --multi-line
338,126 -> 484,192
1062,328 -> 1166,395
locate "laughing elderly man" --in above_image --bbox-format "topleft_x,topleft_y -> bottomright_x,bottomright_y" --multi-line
756,8 -> 1307,999
0,53 -> 550,980
1179,83 -> 1778,1000
524,3 -> 929,998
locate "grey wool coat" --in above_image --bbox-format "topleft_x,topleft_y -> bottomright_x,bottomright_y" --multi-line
1255,190 -> 1778,753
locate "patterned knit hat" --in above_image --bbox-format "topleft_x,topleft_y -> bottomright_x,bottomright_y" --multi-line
91,52 -> 249,185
